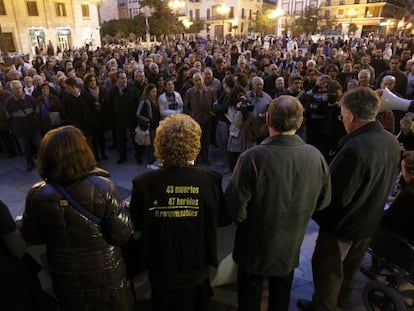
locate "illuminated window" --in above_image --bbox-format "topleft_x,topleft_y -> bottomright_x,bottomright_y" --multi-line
0,0 -> 6,15
81,4 -> 89,17
27,1 -> 39,16
56,2 -> 66,16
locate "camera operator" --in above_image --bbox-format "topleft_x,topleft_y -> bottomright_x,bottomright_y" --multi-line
303,75 -> 337,158
227,85 -> 256,171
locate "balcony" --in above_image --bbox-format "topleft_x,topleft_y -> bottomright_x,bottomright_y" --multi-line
320,0 -> 402,5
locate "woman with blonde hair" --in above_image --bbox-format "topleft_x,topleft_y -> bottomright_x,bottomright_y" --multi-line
22,125 -> 135,311
129,114 -> 225,311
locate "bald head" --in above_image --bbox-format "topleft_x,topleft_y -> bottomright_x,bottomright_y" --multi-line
380,75 -> 396,91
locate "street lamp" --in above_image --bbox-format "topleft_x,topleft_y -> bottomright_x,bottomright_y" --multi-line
268,8 -> 284,37
168,0 -> 185,16
182,19 -> 193,40
217,4 -> 230,39
142,6 -> 151,43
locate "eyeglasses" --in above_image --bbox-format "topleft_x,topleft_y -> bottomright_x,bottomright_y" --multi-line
338,110 -> 351,122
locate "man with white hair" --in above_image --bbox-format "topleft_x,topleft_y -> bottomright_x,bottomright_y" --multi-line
6,80 -> 41,172
247,76 -> 272,142
184,72 -> 216,165
357,69 -> 372,88
147,63 -> 160,84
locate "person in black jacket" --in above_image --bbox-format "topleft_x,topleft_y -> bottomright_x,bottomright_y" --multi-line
129,114 -> 225,311
225,96 -> 331,311
297,87 -> 401,311
22,126 -> 135,311
107,71 -> 140,164
0,200 -> 52,311
382,151 -> 414,241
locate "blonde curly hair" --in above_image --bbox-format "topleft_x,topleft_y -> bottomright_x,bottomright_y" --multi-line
154,114 -> 201,167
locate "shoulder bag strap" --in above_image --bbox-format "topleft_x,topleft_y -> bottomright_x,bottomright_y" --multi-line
51,182 -> 102,225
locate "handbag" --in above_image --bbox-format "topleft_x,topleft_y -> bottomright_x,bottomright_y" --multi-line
134,125 -> 151,146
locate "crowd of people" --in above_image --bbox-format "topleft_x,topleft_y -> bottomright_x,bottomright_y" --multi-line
1,33 -> 414,311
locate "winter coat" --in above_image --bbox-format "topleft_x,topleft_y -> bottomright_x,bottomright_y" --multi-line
22,168 -> 135,311
225,135 -> 331,276
313,121 -> 400,241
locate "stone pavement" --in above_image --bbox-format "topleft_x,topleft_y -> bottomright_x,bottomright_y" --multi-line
0,144 -> 371,310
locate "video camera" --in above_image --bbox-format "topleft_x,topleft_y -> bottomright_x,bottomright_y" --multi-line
236,96 -> 255,113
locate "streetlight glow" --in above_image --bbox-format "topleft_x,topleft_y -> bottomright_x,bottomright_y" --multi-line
168,0 -> 185,15
268,8 -> 284,20
268,8 -> 284,37
217,4 -> 231,39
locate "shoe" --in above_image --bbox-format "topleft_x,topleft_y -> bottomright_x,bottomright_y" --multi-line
26,163 -> 35,172
297,299 -> 314,311
116,158 -> 126,164
147,163 -> 160,170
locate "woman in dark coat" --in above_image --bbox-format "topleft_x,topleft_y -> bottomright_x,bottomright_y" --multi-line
83,73 -> 109,161
129,114 -> 225,311
22,126 -> 135,311
382,151 -> 414,241
0,200 -> 39,311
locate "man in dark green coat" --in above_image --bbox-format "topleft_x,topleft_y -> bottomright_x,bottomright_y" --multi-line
225,95 -> 331,311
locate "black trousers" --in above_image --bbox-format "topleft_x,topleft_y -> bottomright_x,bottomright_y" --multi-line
116,127 -> 138,160
0,129 -> 17,156
199,121 -> 211,162
237,267 -> 294,311
151,277 -> 212,311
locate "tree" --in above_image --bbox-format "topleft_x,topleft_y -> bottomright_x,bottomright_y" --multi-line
348,23 -> 358,34
291,5 -> 319,35
101,0 -> 182,39
249,10 -> 278,35
186,20 -> 205,34
141,0 -> 181,36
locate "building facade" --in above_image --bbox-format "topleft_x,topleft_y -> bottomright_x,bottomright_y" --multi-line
182,0 -> 264,39
99,0 -> 119,22
0,0 -> 101,56
318,0 -> 407,37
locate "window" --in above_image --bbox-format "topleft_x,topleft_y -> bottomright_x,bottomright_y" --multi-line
195,9 -> 200,20
81,4 -> 89,17
206,8 -> 210,20
27,1 -> 39,16
241,8 -> 245,19
189,10 -> 193,21
338,9 -> 344,15
0,0 -> 6,15
55,2 -> 66,16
